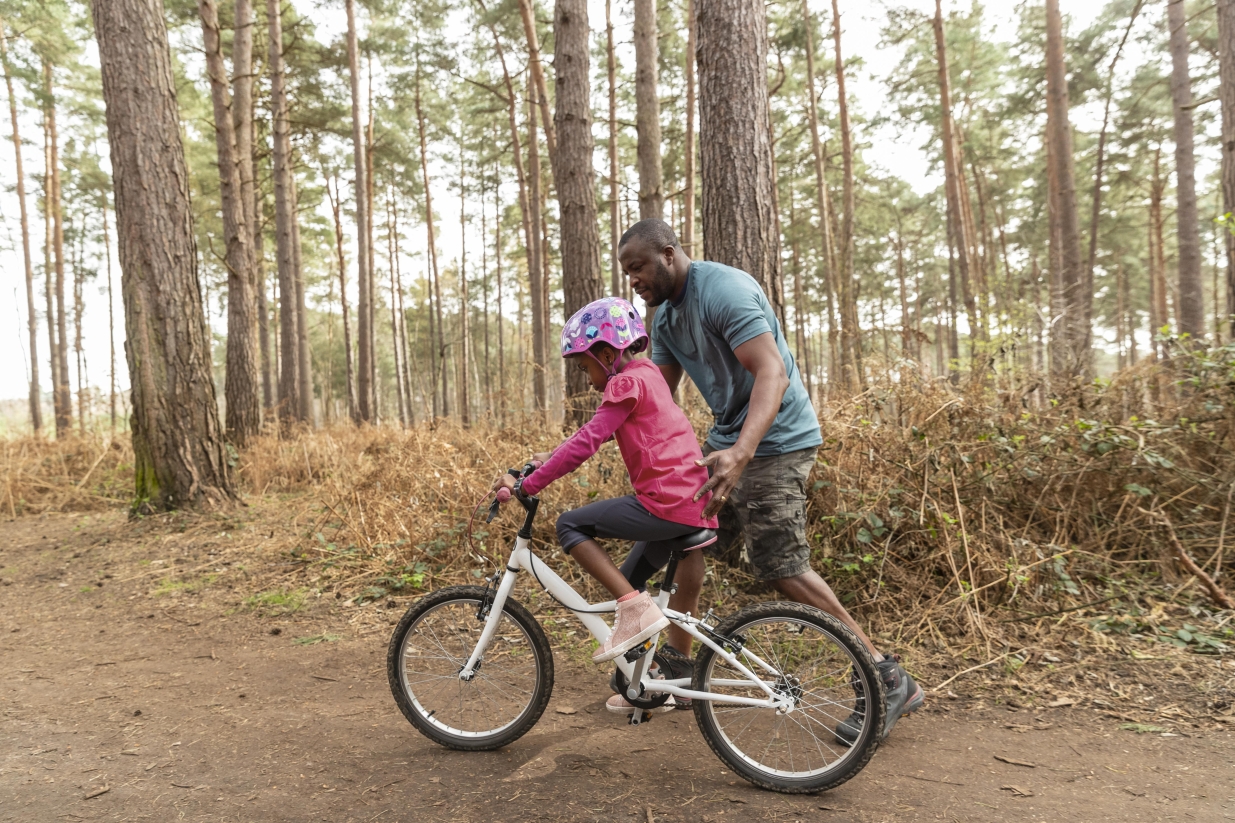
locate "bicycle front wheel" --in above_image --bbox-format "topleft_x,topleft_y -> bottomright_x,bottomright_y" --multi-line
387,585 -> 553,751
692,601 -> 884,794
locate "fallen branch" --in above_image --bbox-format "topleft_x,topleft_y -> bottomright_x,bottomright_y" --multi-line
1141,508 -> 1234,610
931,647 -> 1028,692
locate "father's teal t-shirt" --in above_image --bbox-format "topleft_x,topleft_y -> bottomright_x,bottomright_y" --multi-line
650,260 -> 822,457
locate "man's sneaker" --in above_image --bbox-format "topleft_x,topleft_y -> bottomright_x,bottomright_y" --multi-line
593,591 -> 670,663
834,655 -> 924,745
658,646 -> 694,710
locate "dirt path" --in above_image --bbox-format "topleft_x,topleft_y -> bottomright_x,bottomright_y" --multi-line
2,511 -> 1233,822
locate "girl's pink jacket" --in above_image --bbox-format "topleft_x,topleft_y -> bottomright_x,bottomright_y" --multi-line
520,359 -> 717,529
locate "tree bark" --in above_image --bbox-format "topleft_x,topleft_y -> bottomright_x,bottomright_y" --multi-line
683,0 -> 697,257
43,102 -> 59,431
385,187 -> 406,427
458,147 -> 472,426
290,174 -> 313,424
933,0 -> 980,376
92,0 -> 235,510
346,0 -> 374,422
45,61 -> 71,437
1,22 -> 42,434
697,0 -> 784,323
1086,1 -> 1142,295
1045,0 -> 1089,377
801,0 -> 839,383
393,192 -> 413,422
832,0 -> 862,390
553,0 -> 606,423
103,193 -> 117,431
1220,0 -> 1235,340
606,0 -> 622,293
255,188 -> 273,411
634,0 -> 663,220
527,76 -> 548,416
267,0 -> 299,423
199,0 -> 261,444
517,0 -> 556,168
327,176 -> 357,422
1166,0 -> 1206,340
476,1 -> 527,421
415,62 -> 447,419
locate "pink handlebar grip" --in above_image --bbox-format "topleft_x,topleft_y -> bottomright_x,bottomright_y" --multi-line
496,487 -> 512,503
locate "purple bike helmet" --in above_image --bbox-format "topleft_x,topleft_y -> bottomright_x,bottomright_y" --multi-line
560,297 -> 648,379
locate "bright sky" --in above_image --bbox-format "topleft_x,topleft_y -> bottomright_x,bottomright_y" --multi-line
0,1 -> 1122,409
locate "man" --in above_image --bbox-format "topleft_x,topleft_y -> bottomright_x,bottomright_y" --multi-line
615,218 -> 922,740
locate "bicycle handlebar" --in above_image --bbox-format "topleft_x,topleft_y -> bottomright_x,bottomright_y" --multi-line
486,461 -> 542,523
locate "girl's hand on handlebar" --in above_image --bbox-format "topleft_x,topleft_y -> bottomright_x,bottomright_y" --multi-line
492,472 -> 517,497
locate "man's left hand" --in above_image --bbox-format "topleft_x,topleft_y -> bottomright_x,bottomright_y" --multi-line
694,447 -> 751,519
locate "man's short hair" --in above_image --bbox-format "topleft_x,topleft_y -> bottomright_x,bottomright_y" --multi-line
619,218 -> 681,253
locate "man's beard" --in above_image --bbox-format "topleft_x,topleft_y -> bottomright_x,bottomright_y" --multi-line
641,259 -> 676,306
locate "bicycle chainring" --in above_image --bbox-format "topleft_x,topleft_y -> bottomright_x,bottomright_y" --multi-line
609,652 -> 673,711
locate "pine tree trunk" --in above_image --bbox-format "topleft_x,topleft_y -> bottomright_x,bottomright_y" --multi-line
92,0 -> 236,510
633,0 -> 663,220
393,194 -> 414,422
517,0 -> 557,167
553,0 -> 606,424
385,188 -> 406,427
73,223 -> 86,434
1166,0 -> 1206,340
1045,0 -> 1089,377
329,177 -> 358,421
415,64 -> 448,419
933,0 -> 980,376
801,1 -> 839,384
1087,1 -> 1141,296
683,0 -> 697,257
458,151 -> 472,427
1221,0 -> 1235,340
290,174 -> 313,424
267,0 -> 299,423
43,113 -> 59,430
45,62 -> 72,437
345,0 -> 373,422
104,194 -> 117,431
365,63 -> 378,418
255,187 -> 273,411
527,78 -> 548,416
697,0 -> 784,322
1151,148 -> 1171,352
1,23 -> 42,434
606,0 -> 622,293
832,0 -> 862,390
199,0 -> 261,444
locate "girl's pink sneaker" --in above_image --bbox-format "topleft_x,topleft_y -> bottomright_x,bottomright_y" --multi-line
593,591 -> 670,663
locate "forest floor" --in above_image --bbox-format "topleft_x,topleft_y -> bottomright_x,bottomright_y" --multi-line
2,503 -> 1234,823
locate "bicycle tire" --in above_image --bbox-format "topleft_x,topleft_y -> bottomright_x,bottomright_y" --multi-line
387,585 -> 554,751
692,601 -> 884,794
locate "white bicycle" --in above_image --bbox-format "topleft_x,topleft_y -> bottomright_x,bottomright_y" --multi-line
387,463 -> 884,793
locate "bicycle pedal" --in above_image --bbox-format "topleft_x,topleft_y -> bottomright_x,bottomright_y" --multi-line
623,639 -> 654,663
627,709 -> 651,726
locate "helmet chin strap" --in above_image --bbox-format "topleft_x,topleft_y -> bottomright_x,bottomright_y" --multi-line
586,348 -> 622,381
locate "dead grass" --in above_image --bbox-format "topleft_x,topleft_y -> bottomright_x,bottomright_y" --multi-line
4,352 -> 1233,674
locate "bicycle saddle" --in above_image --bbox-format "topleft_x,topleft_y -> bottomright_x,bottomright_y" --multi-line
657,528 -> 717,554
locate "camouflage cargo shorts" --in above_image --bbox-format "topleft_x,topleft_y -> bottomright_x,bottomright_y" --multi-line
702,445 -> 817,582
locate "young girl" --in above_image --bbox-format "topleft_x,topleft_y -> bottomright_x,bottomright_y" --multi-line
495,297 -> 716,666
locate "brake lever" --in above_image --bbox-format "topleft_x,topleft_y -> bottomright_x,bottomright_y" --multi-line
486,497 -> 501,523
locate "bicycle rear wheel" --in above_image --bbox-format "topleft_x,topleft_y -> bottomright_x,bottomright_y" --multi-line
387,585 -> 553,751
692,601 -> 883,794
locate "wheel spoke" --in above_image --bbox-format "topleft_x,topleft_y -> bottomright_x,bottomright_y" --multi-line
699,610 -> 877,784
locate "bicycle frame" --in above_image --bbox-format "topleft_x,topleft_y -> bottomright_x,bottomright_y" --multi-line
459,504 -> 797,714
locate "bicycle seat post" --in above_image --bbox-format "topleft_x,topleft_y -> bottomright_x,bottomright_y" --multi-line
658,548 -> 684,595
